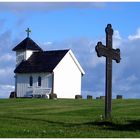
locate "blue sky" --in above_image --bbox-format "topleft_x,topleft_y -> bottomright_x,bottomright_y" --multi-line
0,2 -> 140,98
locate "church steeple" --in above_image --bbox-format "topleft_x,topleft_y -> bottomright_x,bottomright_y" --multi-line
12,28 -> 43,66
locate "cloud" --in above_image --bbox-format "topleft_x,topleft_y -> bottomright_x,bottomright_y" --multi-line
112,28 -> 140,99
113,30 -> 122,48
44,41 -> 53,45
126,75 -> 138,83
0,67 -> 13,78
0,29 -> 15,98
0,30 -> 12,52
0,2 -> 106,13
41,28 -> 140,99
114,30 -> 122,40
0,23 -> 140,99
0,53 -> 15,62
16,17 -> 26,27
42,37 -> 108,98
0,84 -> 14,98
0,66 -> 15,86
128,28 -> 140,40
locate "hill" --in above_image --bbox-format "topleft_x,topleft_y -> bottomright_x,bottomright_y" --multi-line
0,99 -> 139,138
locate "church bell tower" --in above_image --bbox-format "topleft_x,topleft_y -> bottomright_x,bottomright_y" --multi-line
12,28 -> 43,66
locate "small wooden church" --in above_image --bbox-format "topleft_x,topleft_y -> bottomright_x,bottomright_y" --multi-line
12,28 -> 85,99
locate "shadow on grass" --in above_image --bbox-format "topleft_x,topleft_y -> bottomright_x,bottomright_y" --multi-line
6,116 -> 140,131
85,120 -> 140,131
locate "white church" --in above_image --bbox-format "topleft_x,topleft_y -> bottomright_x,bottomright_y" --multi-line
13,28 -> 85,99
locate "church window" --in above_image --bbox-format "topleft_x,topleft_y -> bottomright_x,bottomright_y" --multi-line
38,76 -> 41,87
29,76 -> 33,87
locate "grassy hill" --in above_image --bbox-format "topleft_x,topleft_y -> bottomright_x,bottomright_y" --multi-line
0,98 -> 139,138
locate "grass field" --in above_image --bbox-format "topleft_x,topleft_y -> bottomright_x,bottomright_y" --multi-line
0,98 -> 139,138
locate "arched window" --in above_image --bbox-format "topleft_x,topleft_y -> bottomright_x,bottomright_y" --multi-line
38,76 -> 41,87
29,76 -> 33,87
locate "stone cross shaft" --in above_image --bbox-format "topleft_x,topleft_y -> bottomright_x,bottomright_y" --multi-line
95,24 -> 121,119
26,28 -> 31,38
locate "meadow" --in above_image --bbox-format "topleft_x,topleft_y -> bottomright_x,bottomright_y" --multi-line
0,98 -> 139,138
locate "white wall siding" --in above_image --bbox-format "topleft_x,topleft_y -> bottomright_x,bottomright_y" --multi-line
16,51 -> 26,66
16,50 -> 38,66
53,52 -> 82,99
16,73 -> 52,97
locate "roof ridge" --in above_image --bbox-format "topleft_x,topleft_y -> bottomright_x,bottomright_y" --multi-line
32,49 -> 70,54
44,49 -> 70,52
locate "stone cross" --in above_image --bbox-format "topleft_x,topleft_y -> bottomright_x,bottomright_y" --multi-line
95,24 -> 121,119
26,28 -> 31,38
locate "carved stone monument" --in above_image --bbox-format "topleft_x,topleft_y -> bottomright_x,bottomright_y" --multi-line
95,24 -> 121,119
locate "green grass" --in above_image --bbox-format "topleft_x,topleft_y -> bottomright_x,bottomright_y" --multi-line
0,98 -> 139,138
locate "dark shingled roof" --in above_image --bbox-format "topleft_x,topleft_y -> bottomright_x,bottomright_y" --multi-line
12,37 -> 43,51
14,49 -> 69,73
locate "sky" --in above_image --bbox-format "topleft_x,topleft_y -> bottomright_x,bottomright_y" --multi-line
0,2 -> 140,99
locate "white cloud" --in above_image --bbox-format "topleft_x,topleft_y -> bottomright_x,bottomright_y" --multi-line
89,53 -> 105,68
126,75 -> 138,83
114,30 -> 122,40
0,23 -> 140,99
42,28 -> 140,99
0,2 -> 106,13
0,53 -> 15,62
0,84 -> 14,90
128,28 -> 140,40
112,28 -> 140,98
113,30 -> 122,49
43,41 -> 53,45
0,67 -> 13,75
0,29 -> 16,98
0,84 -> 14,98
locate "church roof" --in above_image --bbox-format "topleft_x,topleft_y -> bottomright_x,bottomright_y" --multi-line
14,49 -> 69,73
12,37 -> 43,51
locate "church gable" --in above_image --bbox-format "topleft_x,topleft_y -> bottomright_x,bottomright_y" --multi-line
53,50 -> 85,75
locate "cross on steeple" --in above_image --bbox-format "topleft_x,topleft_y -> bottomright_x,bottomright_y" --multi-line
25,28 -> 31,38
